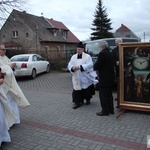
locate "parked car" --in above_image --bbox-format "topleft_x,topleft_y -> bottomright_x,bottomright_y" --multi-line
10,54 -> 50,79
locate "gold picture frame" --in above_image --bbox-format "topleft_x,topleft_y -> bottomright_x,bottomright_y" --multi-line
118,42 -> 150,112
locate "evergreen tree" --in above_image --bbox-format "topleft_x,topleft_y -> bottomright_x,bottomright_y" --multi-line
91,0 -> 113,40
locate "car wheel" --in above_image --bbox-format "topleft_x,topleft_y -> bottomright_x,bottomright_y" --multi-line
46,65 -> 50,73
31,69 -> 36,79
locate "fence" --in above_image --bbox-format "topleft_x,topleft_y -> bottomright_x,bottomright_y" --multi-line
6,49 -> 76,70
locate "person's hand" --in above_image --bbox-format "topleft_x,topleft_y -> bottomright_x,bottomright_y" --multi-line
10,63 -> 17,69
0,78 -> 4,85
116,61 -> 119,66
73,66 -> 80,71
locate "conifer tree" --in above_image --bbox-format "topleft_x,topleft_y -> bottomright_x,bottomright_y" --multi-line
91,0 -> 113,40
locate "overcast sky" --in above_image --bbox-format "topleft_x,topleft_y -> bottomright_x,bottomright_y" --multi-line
26,0 -> 150,42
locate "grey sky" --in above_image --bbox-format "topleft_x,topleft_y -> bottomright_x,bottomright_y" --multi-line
27,0 -> 150,41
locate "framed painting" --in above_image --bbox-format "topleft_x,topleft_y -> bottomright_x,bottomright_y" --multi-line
118,42 -> 150,112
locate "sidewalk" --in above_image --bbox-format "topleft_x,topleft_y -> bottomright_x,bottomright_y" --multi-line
1,71 -> 150,150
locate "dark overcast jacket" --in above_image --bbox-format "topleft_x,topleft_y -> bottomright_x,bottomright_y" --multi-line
94,48 -> 115,87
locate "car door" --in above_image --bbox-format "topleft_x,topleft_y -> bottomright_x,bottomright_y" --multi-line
36,55 -> 46,73
32,55 -> 42,74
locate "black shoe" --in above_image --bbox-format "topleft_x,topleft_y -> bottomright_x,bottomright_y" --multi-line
109,111 -> 114,114
96,112 -> 109,116
86,101 -> 90,105
80,100 -> 84,105
73,105 -> 80,109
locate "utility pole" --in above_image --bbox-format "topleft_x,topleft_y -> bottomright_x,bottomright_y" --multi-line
144,32 -> 145,42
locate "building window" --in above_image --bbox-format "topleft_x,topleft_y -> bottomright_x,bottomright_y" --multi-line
45,46 -> 49,51
60,29 -> 68,39
57,46 -> 60,53
2,35 -> 5,40
62,31 -> 67,38
126,34 -> 131,38
12,31 -> 18,38
53,30 -> 58,36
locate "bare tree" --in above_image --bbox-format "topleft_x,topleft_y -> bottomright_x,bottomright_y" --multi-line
0,0 -> 27,25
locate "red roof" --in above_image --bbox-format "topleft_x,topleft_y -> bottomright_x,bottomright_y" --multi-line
116,24 -> 131,31
48,18 -> 80,43
48,18 -> 68,30
4,41 -> 21,47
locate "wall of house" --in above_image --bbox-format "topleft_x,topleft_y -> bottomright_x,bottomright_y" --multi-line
33,42 -> 76,69
0,10 -> 79,70
114,31 -> 138,38
0,15 -> 39,51
39,42 -> 76,59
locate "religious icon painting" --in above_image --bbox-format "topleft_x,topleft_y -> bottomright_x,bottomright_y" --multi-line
118,42 -> 150,112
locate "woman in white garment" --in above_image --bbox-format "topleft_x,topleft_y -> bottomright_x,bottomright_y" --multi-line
0,44 -> 30,125
0,78 -> 17,146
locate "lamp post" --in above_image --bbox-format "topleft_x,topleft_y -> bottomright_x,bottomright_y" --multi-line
144,32 -> 145,42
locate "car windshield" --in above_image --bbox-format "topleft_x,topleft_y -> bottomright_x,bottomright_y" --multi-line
85,39 -> 116,56
11,56 -> 29,62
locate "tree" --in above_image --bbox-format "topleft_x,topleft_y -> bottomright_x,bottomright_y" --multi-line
91,0 -> 113,40
0,0 -> 26,26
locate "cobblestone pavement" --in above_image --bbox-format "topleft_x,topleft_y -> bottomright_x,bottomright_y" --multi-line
1,71 -> 150,150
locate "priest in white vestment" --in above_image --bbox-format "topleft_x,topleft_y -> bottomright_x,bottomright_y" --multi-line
0,99 -> 11,146
0,78 -> 17,146
68,42 -> 98,109
0,44 -> 30,125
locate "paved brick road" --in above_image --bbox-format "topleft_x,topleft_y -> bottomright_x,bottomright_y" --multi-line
1,71 -> 150,150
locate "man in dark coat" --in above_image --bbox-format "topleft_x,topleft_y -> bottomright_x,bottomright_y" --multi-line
112,38 -> 123,101
112,38 -> 122,78
94,40 -> 115,116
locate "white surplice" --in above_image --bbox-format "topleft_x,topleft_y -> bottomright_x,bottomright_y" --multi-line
0,100 -> 11,145
0,87 -> 17,130
0,86 -> 18,145
6,92 -> 20,124
0,55 -> 30,130
0,55 -> 30,108
68,52 -> 98,90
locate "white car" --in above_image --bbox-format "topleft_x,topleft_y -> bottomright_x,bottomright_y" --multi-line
10,54 -> 50,79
